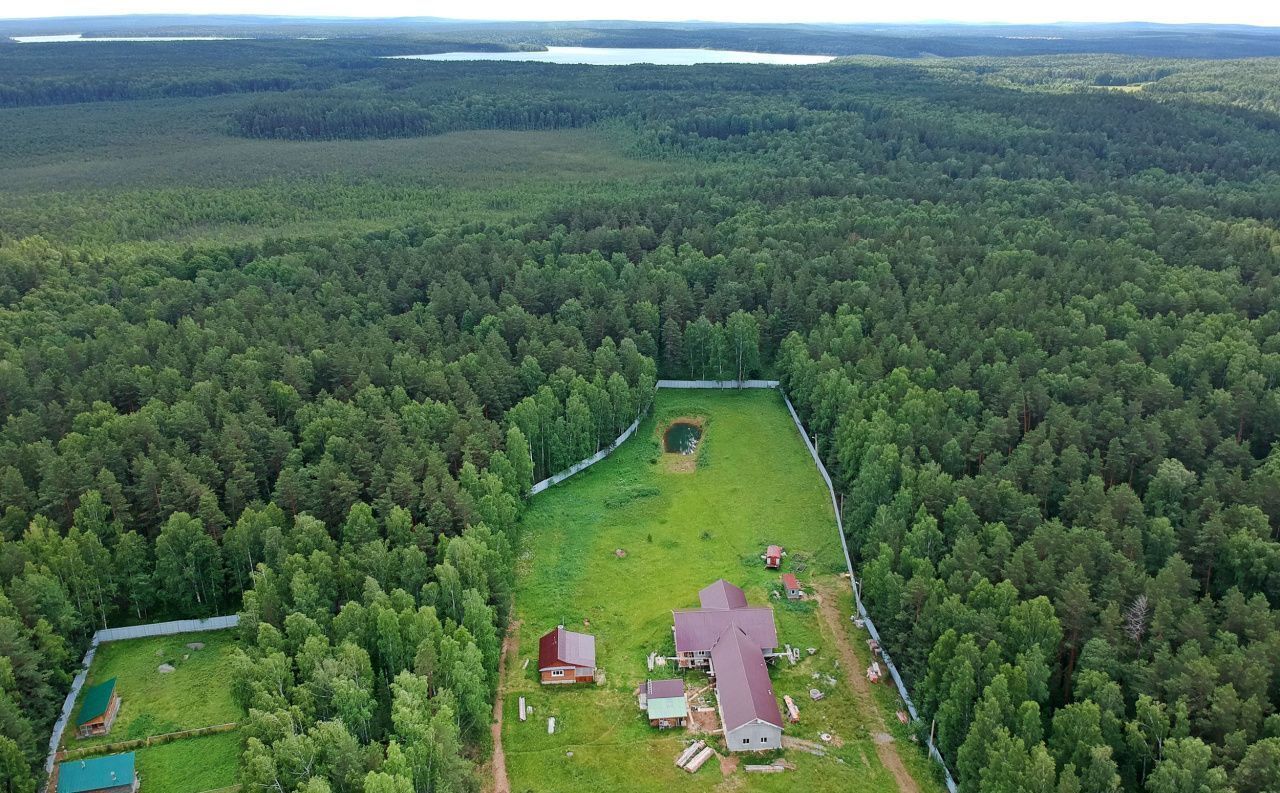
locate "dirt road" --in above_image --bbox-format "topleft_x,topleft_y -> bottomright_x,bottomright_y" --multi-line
485,620 -> 519,793
814,586 -> 921,793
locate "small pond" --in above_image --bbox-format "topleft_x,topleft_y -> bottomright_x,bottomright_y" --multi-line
663,422 -> 703,454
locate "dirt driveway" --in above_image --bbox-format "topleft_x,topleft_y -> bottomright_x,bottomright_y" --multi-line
813,584 -> 921,793
484,621 -> 519,793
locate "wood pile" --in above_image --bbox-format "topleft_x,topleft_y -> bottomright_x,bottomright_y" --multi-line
684,746 -> 715,773
675,741 -> 705,768
783,695 -> 800,723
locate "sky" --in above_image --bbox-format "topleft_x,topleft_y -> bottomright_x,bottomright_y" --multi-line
4,0 -> 1280,26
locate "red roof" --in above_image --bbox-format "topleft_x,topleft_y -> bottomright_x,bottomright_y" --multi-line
765,545 -> 783,558
538,627 -> 596,670
782,574 -> 800,590
699,579 -> 748,610
674,607 -> 778,653
646,679 -> 685,700
711,627 -> 784,731
673,580 -> 777,654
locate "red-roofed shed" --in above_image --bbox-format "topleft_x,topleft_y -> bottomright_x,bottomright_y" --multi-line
781,573 -> 803,600
764,545 -> 783,568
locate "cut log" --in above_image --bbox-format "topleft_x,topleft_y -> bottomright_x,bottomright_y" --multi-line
518,697 -> 526,721
547,717 -> 555,734
684,746 -> 715,773
783,695 -> 800,723
744,764 -> 786,773
675,740 -> 705,768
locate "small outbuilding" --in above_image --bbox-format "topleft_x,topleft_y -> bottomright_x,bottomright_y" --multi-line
76,678 -> 121,739
781,573 -> 803,600
538,626 -> 597,685
763,545 -> 783,569
644,679 -> 688,729
57,752 -> 138,793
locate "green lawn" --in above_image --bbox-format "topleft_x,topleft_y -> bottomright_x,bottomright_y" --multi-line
68,630 -> 242,749
134,730 -> 242,793
503,389 -> 942,793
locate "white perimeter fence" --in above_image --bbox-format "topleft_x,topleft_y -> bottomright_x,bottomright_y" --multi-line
532,378 -> 958,792
45,615 -> 240,775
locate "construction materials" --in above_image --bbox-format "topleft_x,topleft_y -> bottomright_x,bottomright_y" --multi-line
675,741 -> 706,768
783,695 -> 800,723
684,746 -> 715,773
547,717 -> 555,734
809,688 -> 825,701
745,764 -> 786,773
519,697 -> 526,721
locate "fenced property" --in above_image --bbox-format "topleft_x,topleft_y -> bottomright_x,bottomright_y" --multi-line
528,380 -> 957,792
507,387 -> 938,793
46,616 -> 240,775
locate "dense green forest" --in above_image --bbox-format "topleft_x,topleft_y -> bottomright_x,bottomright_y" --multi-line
2,33 -> 1280,793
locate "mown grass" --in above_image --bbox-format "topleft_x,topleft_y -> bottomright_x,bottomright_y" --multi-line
68,630 -> 242,749
503,389 -> 942,793
133,729 -> 242,793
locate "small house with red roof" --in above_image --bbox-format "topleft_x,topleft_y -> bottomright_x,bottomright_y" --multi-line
763,545 -> 783,569
782,573 -> 803,600
537,626 -> 597,685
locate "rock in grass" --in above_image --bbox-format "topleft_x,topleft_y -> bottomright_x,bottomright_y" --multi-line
158,663 -> 175,673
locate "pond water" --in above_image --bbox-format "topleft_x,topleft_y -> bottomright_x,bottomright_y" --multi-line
387,47 -> 834,66
664,422 -> 703,454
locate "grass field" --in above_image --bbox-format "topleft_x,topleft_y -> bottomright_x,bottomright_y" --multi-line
0,95 -> 669,246
133,730 -> 242,793
68,630 -> 242,749
502,389 -> 942,793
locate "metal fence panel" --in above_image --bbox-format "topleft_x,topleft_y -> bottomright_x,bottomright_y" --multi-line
780,394 -> 958,793
655,379 -> 780,389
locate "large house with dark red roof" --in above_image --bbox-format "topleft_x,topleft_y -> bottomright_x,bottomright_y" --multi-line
672,580 -> 784,751
537,626 -> 597,684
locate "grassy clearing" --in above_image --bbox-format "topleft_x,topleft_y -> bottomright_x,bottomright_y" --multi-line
68,630 -> 242,749
133,729 -> 242,793
502,389 -> 942,793
0,95 -> 669,246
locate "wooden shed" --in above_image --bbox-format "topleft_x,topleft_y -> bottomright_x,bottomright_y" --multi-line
781,573 -> 803,600
763,545 -> 783,569
76,678 -> 121,739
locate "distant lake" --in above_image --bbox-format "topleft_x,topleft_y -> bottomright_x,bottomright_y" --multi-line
388,47 -> 834,66
11,34 -> 249,43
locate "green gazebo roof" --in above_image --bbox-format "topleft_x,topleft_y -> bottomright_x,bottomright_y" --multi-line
77,678 -> 117,726
57,752 -> 134,793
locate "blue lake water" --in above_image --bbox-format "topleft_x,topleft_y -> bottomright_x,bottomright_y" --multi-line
388,46 -> 834,66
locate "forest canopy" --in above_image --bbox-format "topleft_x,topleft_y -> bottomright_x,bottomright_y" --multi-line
1,33 -> 1279,793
